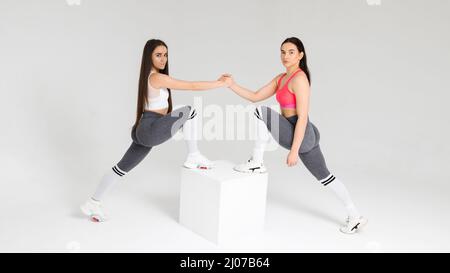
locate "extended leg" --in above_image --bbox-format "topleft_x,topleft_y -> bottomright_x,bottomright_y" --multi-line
300,145 -> 367,234
80,142 -> 152,222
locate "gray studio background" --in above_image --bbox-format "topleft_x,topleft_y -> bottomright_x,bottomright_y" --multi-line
1,0 -> 449,252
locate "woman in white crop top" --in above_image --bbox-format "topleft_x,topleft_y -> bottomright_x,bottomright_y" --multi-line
80,39 -> 233,222
139,42 -> 231,116
146,73 -> 170,112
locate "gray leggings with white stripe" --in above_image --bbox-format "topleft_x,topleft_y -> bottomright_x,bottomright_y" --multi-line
111,105 -> 194,176
257,106 -> 334,183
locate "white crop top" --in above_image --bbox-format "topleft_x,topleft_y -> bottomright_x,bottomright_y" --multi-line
145,74 -> 169,110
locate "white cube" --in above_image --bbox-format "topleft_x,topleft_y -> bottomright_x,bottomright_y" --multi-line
179,160 -> 269,245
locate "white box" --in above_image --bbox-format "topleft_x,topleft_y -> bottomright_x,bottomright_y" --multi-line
179,160 -> 269,245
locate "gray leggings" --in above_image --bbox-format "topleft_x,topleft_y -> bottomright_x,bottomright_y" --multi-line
257,106 -> 331,181
112,106 -> 193,175
111,105 -> 332,182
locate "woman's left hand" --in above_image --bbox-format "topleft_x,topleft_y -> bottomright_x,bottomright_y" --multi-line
286,150 -> 298,167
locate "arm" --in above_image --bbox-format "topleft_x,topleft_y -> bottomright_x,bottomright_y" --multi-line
149,73 -> 226,91
287,73 -> 311,166
228,74 -> 283,103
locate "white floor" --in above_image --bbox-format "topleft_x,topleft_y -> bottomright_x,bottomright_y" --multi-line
2,155 -> 450,253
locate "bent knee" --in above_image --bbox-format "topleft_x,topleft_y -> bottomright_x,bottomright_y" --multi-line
170,105 -> 192,118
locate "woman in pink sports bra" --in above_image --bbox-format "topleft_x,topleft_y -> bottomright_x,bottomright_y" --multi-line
223,37 -> 367,234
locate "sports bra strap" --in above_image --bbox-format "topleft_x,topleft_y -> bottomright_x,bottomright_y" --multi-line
277,68 -> 302,89
286,69 -> 302,82
277,74 -> 286,87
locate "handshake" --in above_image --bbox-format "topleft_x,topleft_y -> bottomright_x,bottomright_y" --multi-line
217,74 -> 235,88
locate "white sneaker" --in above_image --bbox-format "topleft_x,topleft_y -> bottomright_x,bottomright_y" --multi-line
80,199 -> 108,222
183,152 -> 215,169
340,216 -> 368,234
233,158 -> 267,174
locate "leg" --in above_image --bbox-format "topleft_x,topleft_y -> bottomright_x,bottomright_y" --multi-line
251,106 -> 271,163
81,107 -> 192,222
252,105 -> 302,161
135,106 -> 192,147
181,109 -> 215,169
258,106 -> 296,150
182,108 -> 199,154
92,142 -> 152,202
299,145 -> 366,234
259,106 -> 317,153
136,106 -> 213,169
234,106 -> 297,173
81,142 -> 152,222
299,145 -> 331,181
116,142 -> 153,173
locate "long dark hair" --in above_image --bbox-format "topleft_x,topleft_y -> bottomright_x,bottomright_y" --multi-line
133,39 -> 173,130
281,37 -> 311,85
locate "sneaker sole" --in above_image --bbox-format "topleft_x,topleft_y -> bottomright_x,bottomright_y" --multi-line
80,205 -> 107,222
183,162 -> 214,169
233,167 -> 267,174
90,214 -> 106,222
340,218 -> 368,234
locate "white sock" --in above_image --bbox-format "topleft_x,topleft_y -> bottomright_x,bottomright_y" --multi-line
323,175 -> 361,219
183,114 -> 199,155
92,166 -> 125,202
252,114 -> 270,164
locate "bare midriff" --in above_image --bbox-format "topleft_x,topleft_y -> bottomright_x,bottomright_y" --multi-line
144,108 -> 168,115
281,107 -> 297,118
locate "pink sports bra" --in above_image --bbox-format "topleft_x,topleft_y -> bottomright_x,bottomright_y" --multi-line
276,69 -> 302,109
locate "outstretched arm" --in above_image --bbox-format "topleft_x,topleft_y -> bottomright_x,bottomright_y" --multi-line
227,74 -> 283,103
149,73 -> 229,91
